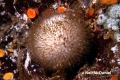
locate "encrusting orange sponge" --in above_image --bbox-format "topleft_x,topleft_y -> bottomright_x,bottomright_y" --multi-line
57,6 -> 66,13
110,75 -> 118,80
3,72 -> 14,80
0,49 -> 5,57
27,8 -> 36,19
87,8 -> 94,16
100,0 -> 118,5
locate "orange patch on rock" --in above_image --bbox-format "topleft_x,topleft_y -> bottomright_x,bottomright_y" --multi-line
3,72 -> 14,80
110,75 -> 118,80
0,49 -> 5,57
100,0 -> 118,5
27,8 -> 36,19
42,8 -> 53,15
57,7 -> 66,13
87,8 -> 94,16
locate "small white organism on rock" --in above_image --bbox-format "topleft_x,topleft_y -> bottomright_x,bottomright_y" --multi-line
97,4 -> 120,42
103,18 -> 120,31
24,52 -> 31,70
107,4 -> 120,18
114,32 -> 120,42
97,14 -> 108,25
111,44 -> 118,53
